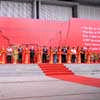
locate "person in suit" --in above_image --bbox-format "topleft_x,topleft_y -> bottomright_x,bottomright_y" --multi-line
62,46 -> 67,63
53,47 -> 58,64
30,46 -> 35,63
18,45 -> 23,63
81,47 -> 86,63
42,46 -> 48,63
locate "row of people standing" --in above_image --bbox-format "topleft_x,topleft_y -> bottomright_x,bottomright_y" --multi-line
0,46 -> 35,64
0,45 -> 91,64
41,46 -> 91,64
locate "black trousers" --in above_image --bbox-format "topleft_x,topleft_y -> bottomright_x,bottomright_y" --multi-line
7,55 -> 12,63
71,54 -> 76,63
62,55 -> 66,63
42,54 -> 47,63
30,54 -> 34,63
81,54 -> 85,63
18,53 -> 22,63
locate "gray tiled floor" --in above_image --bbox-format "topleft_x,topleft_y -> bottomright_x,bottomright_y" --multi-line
0,76 -> 100,100
0,64 -> 100,100
65,64 -> 100,78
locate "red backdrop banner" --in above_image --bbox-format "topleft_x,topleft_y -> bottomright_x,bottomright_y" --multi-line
67,18 -> 100,52
0,17 -> 100,52
0,17 -> 68,48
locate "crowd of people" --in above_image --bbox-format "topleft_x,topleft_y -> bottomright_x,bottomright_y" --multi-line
0,45 -> 99,64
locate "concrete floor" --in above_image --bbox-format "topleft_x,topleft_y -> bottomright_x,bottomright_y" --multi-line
0,64 -> 100,100
65,64 -> 100,78
0,76 -> 100,100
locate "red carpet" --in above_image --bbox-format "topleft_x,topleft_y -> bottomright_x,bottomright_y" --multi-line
39,64 -> 74,76
39,64 -> 100,88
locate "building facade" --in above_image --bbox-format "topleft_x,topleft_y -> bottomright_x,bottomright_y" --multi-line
0,0 -> 100,21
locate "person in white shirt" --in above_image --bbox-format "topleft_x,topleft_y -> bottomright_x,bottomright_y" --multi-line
6,46 -> 13,63
71,47 -> 76,63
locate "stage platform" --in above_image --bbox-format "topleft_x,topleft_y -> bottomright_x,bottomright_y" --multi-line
0,64 -> 100,100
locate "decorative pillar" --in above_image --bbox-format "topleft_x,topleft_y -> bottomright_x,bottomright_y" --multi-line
1,48 -> 6,64
86,49 -> 91,64
58,47 -> 62,64
49,47 -> 53,64
37,47 -> 42,64
67,49 -> 71,64
77,48 -> 81,64
24,48 -> 30,64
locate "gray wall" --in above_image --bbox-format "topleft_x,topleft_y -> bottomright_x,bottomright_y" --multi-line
0,1 -> 32,18
0,0 -> 100,21
78,5 -> 100,20
40,4 -> 72,21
